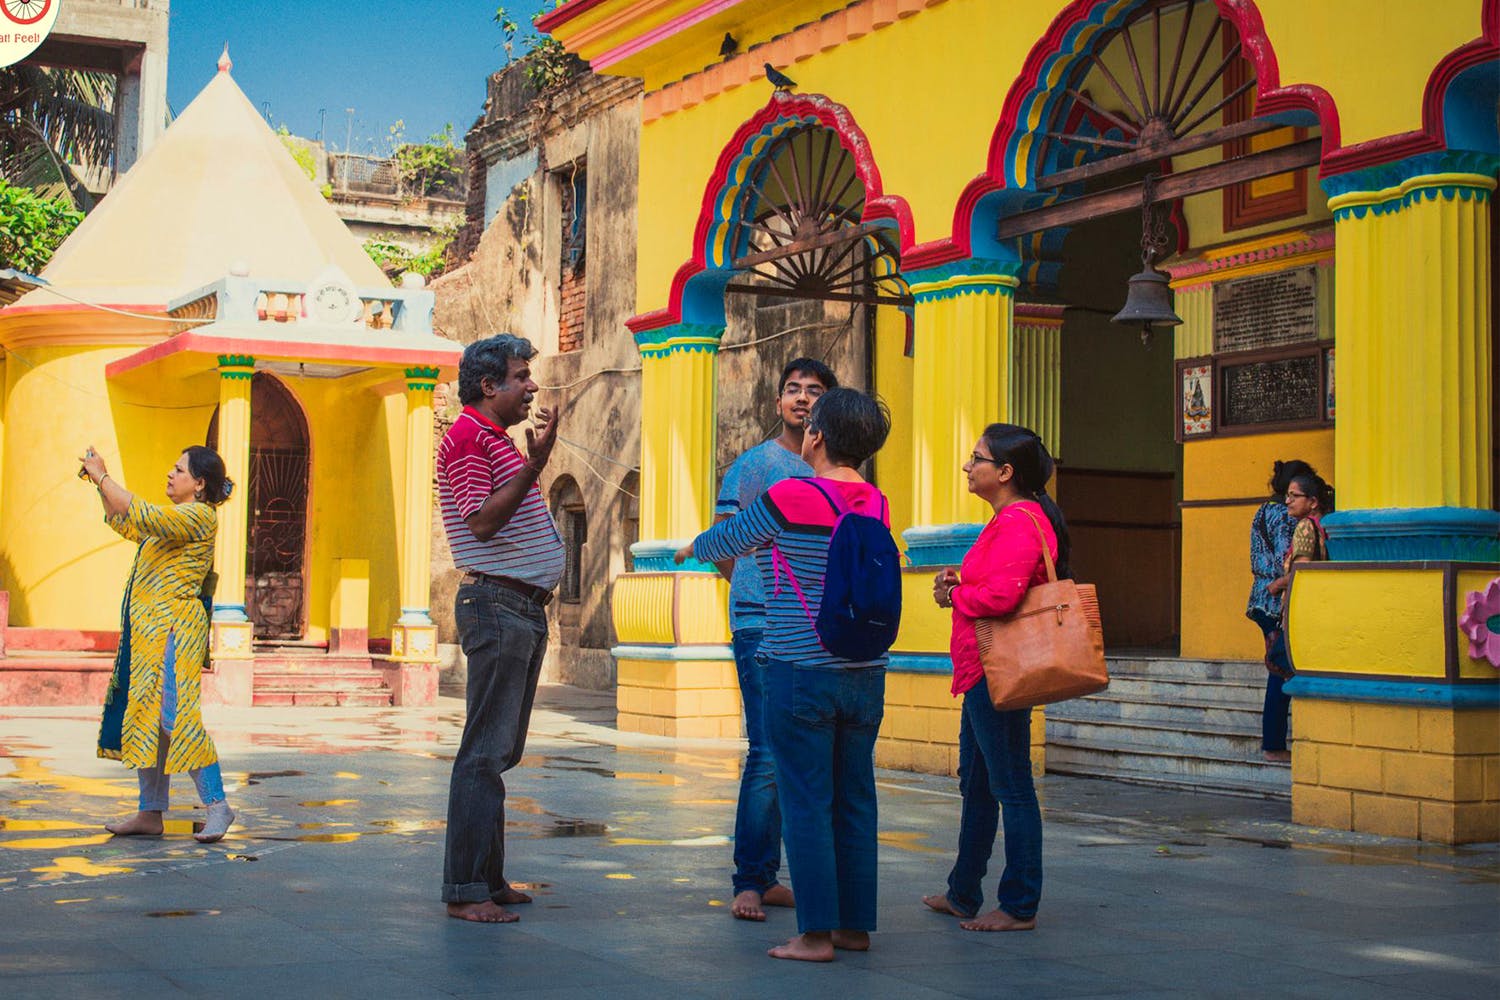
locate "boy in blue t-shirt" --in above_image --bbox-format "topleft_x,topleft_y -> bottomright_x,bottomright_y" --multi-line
714,356 -> 837,921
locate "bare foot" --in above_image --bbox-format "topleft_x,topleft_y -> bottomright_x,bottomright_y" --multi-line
493,885 -> 533,905
768,932 -> 835,962
762,884 -> 795,909
447,901 -> 519,924
1264,750 -> 1292,763
922,893 -> 973,918
105,810 -> 164,837
831,929 -> 869,951
959,909 -> 1036,933
733,890 -> 768,921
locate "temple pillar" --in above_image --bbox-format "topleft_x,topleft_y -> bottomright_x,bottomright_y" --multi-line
211,355 -> 254,661
1287,151 -> 1499,843
882,260 -> 1043,776
389,367 -> 440,671
1011,302 -> 1064,459
613,324 -> 739,739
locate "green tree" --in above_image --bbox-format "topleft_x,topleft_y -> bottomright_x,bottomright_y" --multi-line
0,178 -> 84,270
391,123 -> 459,198
0,65 -> 116,210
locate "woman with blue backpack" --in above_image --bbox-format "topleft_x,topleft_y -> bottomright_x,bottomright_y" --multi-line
922,423 -> 1070,933
676,387 -> 899,962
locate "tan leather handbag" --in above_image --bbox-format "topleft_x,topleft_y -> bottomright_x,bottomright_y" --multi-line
972,510 -> 1107,711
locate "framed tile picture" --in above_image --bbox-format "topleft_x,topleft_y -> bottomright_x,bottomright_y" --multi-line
1177,359 -> 1214,441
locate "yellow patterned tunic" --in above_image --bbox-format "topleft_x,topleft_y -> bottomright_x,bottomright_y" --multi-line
98,498 -> 219,773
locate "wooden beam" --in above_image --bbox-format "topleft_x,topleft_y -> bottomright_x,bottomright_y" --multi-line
731,220 -> 890,269
724,283 -> 913,308
997,138 -> 1320,240
1038,116 -> 1291,189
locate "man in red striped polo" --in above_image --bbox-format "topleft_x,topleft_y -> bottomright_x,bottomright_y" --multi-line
436,333 -> 564,924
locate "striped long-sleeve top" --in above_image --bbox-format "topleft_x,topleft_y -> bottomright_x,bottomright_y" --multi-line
693,476 -> 890,669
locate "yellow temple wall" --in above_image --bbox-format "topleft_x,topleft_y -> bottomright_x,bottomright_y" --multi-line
629,0 -> 1482,319
0,342 -> 217,629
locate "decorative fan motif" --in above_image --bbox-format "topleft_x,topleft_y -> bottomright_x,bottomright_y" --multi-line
726,124 -> 910,307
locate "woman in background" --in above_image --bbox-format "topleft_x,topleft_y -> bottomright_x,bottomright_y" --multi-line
84,444 -> 237,844
923,424 -> 1069,933
1248,460 -> 1314,763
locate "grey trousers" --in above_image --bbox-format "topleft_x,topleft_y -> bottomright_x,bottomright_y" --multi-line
441,581 -> 549,904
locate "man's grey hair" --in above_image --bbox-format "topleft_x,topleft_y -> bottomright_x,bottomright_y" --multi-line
457,334 -> 538,405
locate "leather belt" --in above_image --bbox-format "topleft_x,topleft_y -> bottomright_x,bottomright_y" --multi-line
463,572 -> 555,606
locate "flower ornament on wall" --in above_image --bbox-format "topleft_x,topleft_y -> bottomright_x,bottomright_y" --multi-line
1457,577 -> 1500,669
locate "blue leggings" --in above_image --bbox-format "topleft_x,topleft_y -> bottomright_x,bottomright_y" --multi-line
136,632 -> 224,810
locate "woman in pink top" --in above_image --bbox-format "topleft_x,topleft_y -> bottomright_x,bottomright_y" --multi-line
921,423 -> 1070,932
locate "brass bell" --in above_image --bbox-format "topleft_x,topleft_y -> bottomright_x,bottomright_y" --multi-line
1111,265 -> 1182,329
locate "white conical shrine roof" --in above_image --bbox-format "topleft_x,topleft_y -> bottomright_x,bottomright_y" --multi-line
8,55 -> 388,312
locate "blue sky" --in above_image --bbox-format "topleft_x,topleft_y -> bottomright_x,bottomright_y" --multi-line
167,1 -> 556,152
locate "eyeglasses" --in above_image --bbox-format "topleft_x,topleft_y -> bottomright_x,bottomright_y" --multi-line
1285,491 -> 1309,500
969,452 -> 1002,466
781,383 -> 826,398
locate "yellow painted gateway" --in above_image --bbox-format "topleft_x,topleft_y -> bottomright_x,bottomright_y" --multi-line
0,52 -> 459,706
539,0 -> 1499,842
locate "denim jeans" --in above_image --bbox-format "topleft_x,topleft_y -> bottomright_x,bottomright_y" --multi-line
731,628 -> 784,895
944,686 -> 1043,921
137,631 -> 224,810
764,658 -> 884,934
1250,609 -> 1291,752
442,582 -> 549,904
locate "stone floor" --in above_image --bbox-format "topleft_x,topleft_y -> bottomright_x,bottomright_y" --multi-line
1,685 -> 1497,999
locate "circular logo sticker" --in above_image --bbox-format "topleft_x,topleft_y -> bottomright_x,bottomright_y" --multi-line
0,1 -> 59,68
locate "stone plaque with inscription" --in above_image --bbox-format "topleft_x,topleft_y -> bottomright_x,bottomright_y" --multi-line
1221,354 -> 1322,427
1213,266 -> 1319,354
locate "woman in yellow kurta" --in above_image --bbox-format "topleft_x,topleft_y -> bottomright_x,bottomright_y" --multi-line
82,444 -> 237,843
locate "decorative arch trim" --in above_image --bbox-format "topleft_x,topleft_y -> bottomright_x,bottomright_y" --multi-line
906,0 -> 1337,271
626,92 -> 914,333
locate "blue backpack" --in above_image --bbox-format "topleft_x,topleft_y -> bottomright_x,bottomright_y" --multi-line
774,479 -> 903,662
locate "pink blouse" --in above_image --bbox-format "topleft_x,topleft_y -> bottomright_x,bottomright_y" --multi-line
948,500 -> 1058,697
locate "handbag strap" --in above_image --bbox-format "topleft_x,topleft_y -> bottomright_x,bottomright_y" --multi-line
1014,506 -> 1058,584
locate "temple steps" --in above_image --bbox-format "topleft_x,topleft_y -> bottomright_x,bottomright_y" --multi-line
1046,656 -> 1291,800
251,652 -> 394,707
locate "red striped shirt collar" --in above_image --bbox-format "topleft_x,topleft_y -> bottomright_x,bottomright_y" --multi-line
461,405 -> 514,438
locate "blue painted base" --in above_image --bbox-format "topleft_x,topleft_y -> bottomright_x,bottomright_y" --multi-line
611,644 -> 733,661
629,539 -> 718,574
1284,675 -> 1500,707
397,608 -> 434,626
1323,507 -> 1500,562
903,523 -> 984,567
212,603 -> 249,623
886,652 -> 954,674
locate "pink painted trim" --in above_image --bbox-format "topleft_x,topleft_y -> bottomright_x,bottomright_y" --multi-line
4,628 -> 118,652
535,0 -> 611,33
0,302 -> 166,317
1162,228 -> 1334,282
627,92 -> 915,333
1013,303 -> 1067,320
104,331 -> 461,378
593,0 -> 744,70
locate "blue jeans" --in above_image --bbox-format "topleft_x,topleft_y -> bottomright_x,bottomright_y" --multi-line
764,658 -> 884,934
442,582 -> 549,904
1250,609 -> 1291,751
944,686 -> 1042,920
137,632 -> 225,809
731,628 -> 783,895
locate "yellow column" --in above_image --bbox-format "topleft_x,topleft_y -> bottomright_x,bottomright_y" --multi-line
614,324 -> 737,739
883,261 -> 1042,778
907,262 -> 1018,547
637,327 -> 721,542
211,354 -> 254,659
1329,165 -> 1493,511
1286,151 -> 1499,844
1011,302 -> 1064,459
390,366 -> 439,662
